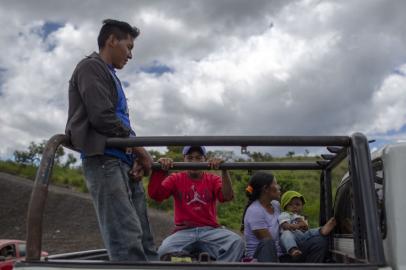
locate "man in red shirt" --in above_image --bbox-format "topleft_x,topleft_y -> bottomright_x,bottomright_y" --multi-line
148,146 -> 244,261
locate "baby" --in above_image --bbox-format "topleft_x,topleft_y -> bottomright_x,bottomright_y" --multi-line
278,191 -> 336,258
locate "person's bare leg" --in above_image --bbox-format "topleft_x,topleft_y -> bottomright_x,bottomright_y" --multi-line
320,217 -> 336,236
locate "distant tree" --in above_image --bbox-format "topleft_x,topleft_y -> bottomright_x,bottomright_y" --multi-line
165,146 -> 184,161
14,141 -> 43,165
14,140 -> 65,166
54,145 -> 65,165
148,150 -> 164,160
13,149 -> 36,165
286,151 -> 295,158
248,152 -> 273,162
63,153 -> 77,168
206,150 -> 236,161
167,146 -> 183,153
304,149 -> 310,157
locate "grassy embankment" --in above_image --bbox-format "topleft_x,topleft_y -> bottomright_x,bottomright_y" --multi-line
0,157 -> 347,230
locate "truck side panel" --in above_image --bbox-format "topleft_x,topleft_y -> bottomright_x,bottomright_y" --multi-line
381,144 -> 406,270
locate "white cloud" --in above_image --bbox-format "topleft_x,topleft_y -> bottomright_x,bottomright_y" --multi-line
0,18 -> 97,157
0,0 -> 406,159
368,64 -> 406,134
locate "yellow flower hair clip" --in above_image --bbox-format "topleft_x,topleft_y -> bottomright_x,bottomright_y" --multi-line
246,185 -> 254,194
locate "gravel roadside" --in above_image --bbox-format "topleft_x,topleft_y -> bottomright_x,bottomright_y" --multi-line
0,172 -> 173,255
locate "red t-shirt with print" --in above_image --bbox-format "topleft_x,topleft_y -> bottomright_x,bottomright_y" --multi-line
148,170 -> 226,230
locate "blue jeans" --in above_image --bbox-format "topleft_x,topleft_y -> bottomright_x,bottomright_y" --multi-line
253,239 -> 279,262
255,235 -> 328,263
83,155 -> 158,261
281,234 -> 328,263
158,227 -> 244,262
280,228 -> 320,253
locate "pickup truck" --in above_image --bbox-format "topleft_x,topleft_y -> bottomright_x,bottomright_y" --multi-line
0,240 -> 47,270
13,133 -> 404,269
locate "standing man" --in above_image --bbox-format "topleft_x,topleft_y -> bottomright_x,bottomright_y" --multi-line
148,146 -> 245,261
65,19 -> 157,261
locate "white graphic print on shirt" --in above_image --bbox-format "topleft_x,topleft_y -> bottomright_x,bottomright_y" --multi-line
186,185 -> 207,205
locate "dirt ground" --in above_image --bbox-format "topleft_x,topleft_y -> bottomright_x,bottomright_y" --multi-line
0,172 -> 173,255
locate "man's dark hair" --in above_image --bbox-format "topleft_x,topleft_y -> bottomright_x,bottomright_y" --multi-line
97,19 -> 140,49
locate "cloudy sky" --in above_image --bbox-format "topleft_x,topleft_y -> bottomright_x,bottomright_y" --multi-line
0,0 -> 405,159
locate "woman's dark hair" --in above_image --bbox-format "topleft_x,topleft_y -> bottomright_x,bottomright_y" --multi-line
240,171 -> 275,232
97,19 -> 140,49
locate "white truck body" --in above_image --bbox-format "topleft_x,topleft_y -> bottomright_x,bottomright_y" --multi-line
375,143 -> 406,270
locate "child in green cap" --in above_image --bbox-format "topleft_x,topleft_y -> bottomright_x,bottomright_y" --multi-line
278,190 -> 336,258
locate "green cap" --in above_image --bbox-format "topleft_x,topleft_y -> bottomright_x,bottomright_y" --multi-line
281,190 -> 306,210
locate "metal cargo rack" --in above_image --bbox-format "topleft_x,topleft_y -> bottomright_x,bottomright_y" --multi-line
25,133 -> 385,267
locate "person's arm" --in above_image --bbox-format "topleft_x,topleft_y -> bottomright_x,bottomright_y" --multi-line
295,217 -> 309,231
280,221 -> 301,231
278,212 -> 301,231
220,170 -> 234,201
253,229 -> 273,240
129,147 -> 153,181
147,158 -> 174,202
76,60 -> 130,137
208,158 -> 234,201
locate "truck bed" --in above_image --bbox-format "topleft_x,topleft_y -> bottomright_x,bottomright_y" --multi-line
14,249 -> 381,270
15,260 -> 380,270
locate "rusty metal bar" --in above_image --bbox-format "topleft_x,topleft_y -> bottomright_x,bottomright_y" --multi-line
26,134 -> 69,261
151,162 -> 323,170
350,133 -> 385,265
107,135 -> 350,148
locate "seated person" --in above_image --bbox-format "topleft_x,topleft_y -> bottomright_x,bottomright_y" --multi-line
242,172 -> 329,262
148,146 -> 244,262
242,172 -> 282,262
279,191 -> 336,258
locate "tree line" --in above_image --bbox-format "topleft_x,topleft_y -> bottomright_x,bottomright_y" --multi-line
13,140 -> 77,168
13,141 -> 311,167
6,141 -> 333,229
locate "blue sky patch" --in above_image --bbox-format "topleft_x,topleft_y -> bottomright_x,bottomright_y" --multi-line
140,61 -> 174,76
369,138 -> 390,151
393,64 -> 406,76
41,21 -> 64,40
369,125 -> 406,151
394,69 -> 405,76
28,21 -> 64,52
385,124 -> 406,136
42,21 -> 64,52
